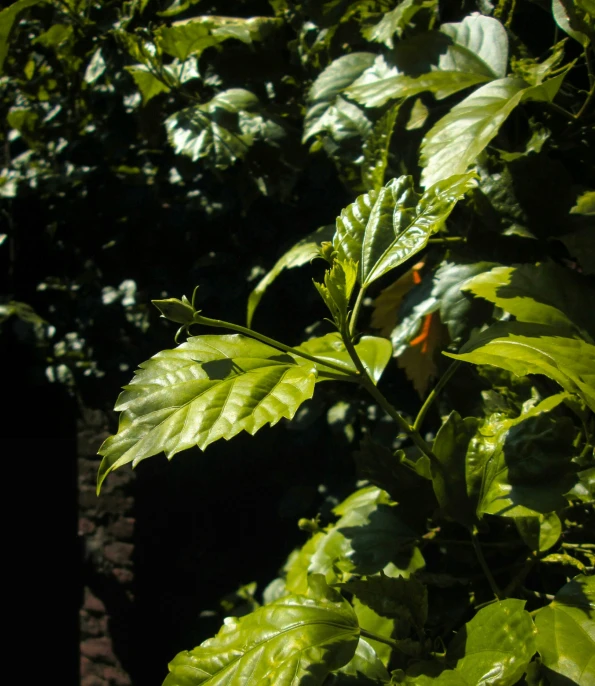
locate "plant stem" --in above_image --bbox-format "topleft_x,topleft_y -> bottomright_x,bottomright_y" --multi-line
340,324 -> 440,467
503,553 -> 538,598
349,285 -> 368,337
563,542 -> 595,551
471,528 -> 503,599
194,315 -> 356,376
359,629 -> 409,654
413,360 -> 461,432
427,236 -> 466,244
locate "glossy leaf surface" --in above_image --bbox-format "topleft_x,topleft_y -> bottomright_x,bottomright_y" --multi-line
97,335 -> 316,491
163,575 -> 359,685
327,637 -> 389,684
535,575 -> 595,685
447,324 -> 595,412
334,174 -> 476,286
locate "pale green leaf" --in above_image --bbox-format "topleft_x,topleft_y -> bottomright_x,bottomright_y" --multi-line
352,598 -> 395,666
84,48 -> 106,84
462,263 -> 595,341
362,0 -> 438,49
294,332 -> 393,383
405,98 -> 428,131
552,0 -> 590,46
247,225 -> 334,327
163,575 -> 359,686
515,512 -> 562,552
447,600 -> 537,686
158,0 -> 203,18
535,575 -> 595,685
313,258 -> 358,329
334,174 -> 476,287
126,65 -> 170,105
0,0 -> 46,73
303,52 -> 376,143
446,323 -> 595,412
97,335 -> 316,492
157,15 -> 281,60
571,190 -> 595,215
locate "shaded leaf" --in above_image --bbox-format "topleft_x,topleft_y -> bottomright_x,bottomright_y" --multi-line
552,0 -> 590,46
515,512 -> 562,552
362,103 -> 400,192
126,65 -> 170,105
303,52 -> 376,143
535,575 -> 595,685
352,597 -> 395,666
97,335 -> 317,492
163,575 -> 359,686
397,312 -> 448,397
334,174 -> 476,287
247,225 -> 334,327
0,0 -> 46,73
328,637 -> 390,684
446,323 -> 595,412
462,263 -> 595,341
314,258 -> 358,329
447,599 -> 537,686
559,226 -> 595,275
294,332 -> 392,383
370,261 -> 424,337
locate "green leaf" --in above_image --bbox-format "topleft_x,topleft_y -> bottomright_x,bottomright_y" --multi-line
349,14 -> 507,108
446,323 -> 595,412
97,335 -> 317,492
308,486 -> 418,579
84,48 -> 106,84
303,52 -> 376,143
362,0 -> 438,49
0,0 -> 46,73
328,637 -> 390,684
334,174 -> 476,287
571,190 -> 595,215
462,263 -> 595,341
125,65 -> 170,105
313,258 -> 358,329
247,225 -> 335,327
432,395 -> 578,524
343,572 -> 428,629
162,575 -> 360,686
353,597 -> 396,665
535,575 -> 595,685
552,0 -> 591,46
362,103 -> 400,192
515,512 -> 562,552
420,74 -> 565,187
165,89 -> 281,169
294,333 -> 393,383
157,15 -> 280,61
447,600 -> 537,686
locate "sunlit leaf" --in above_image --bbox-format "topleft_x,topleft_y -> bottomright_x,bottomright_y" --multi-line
462,263 -> 595,341
294,332 -> 393,383
552,0 -> 590,46
535,575 -> 595,685
446,323 -> 595,412
303,52 -> 376,143
126,65 -> 170,104
447,600 -> 537,686
570,190 -> 595,215
84,48 -> 106,84
328,637 -> 390,684
515,512 -> 562,552
420,75 -> 566,187
163,575 -> 359,685
313,257 -> 358,329
362,0 -> 437,49
362,103 -> 400,192
97,335 -> 317,492
247,225 -> 334,327
334,174 -> 476,287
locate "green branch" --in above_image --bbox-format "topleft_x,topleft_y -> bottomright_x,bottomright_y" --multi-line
413,360 -> 461,432
471,528 -> 503,599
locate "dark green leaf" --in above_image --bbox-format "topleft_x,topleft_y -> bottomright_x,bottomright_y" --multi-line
97,335 -> 317,492
328,638 -> 390,684
447,600 -> 537,686
535,575 -> 595,685
247,225 -> 334,327
163,575 -> 359,686
0,0 -> 46,73
515,512 -> 562,552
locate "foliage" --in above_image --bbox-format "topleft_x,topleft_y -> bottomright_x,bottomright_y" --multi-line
3,0 -> 595,684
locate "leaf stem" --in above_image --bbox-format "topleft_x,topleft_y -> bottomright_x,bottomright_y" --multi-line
193,314 -> 356,376
503,553 -> 538,598
427,236 -> 466,244
349,285 -> 368,337
359,629 -> 410,654
340,324 -> 440,467
413,360 -> 461,432
471,528 -> 503,599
